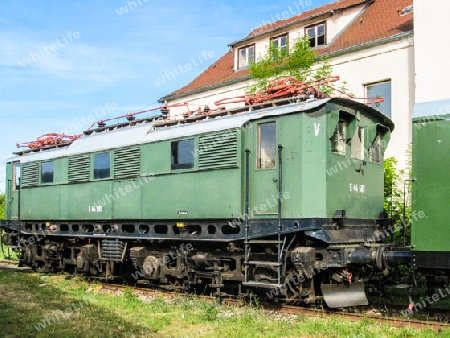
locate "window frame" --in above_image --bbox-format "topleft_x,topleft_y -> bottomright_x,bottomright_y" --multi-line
365,80 -> 392,118
93,151 -> 111,180
351,126 -> 365,160
171,138 -> 195,170
329,110 -> 356,157
13,163 -> 20,190
41,161 -> 54,184
369,134 -> 382,164
237,44 -> 255,69
368,124 -> 390,164
305,22 -> 326,48
257,122 -> 277,170
270,33 -> 288,54
331,119 -> 347,156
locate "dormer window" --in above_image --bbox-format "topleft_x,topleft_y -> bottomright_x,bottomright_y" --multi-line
238,44 -> 255,69
305,22 -> 326,47
271,34 -> 288,53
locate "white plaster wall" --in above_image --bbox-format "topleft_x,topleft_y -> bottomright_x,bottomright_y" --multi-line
166,80 -> 251,117
234,4 -> 365,69
414,0 -> 450,103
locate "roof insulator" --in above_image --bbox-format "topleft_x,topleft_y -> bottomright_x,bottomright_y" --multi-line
160,106 -> 170,119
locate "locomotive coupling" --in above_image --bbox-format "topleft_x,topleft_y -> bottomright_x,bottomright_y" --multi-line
383,247 -> 411,268
347,246 -> 411,270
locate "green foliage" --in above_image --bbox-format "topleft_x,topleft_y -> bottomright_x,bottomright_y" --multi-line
200,301 -> 218,321
123,287 -> 137,301
384,156 -> 411,246
0,193 -> 4,219
247,35 -> 333,94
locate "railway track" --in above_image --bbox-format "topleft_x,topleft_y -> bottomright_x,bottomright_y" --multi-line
1,261 -> 448,331
0,259 -> 20,268
100,283 -> 450,332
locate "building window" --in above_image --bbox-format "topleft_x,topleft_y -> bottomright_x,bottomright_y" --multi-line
171,139 -> 195,170
271,34 -> 288,54
238,45 -> 255,68
41,161 -> 54,184
351,127 -> 365,160
366,81 -> 392,118
306,22 -> 326,48
94,152 -> 111,179
258,122 -> 276,169
13,163 -> 20,190
331,120 -> 347,155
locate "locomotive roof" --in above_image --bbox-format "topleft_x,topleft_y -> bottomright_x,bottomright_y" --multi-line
12,97 -> 393,164
413,98 -> 450,121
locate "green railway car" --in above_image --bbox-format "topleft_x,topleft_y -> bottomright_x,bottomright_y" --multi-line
411,100 -> 450,269
1,97 -> 400,307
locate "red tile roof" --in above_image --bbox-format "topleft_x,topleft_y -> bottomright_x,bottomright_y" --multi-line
321,0 -> 413,54
162,51 -> 248,100
245,0 -> 370,39
161,0 -> 413,101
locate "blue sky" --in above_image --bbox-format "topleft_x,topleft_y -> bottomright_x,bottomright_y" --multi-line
0,0 -> 332,192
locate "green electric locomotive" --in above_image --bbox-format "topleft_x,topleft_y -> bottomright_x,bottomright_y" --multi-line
1,96 -> 402,307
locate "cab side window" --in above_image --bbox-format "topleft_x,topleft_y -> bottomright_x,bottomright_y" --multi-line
257,122 -> 276,169
331,120 -> 347,155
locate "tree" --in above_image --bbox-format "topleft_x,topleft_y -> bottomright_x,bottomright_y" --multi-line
384,156 -> 412,246
247,35 -> 333,94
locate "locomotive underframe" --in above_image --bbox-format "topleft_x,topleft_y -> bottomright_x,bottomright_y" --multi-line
1,216 -> 388,242
1,217 -> 408,307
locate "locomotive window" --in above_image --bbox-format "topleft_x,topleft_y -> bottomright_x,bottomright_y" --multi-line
258,122 -> 276,169
94,152 -> 111,179
13,163 -> 20,190
331,120 -> 346,155
369,134 -> 381,163
171,139 -> 194,170
41,161 -> 54,184
351,127 -> 365,160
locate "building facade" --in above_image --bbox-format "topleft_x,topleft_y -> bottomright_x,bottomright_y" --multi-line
160,0 -> 414,167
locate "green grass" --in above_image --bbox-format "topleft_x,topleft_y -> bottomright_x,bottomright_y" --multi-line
0,246 -> 18,261
0,268 -> 448,338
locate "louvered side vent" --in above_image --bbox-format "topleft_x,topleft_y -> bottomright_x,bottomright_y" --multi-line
68,155 -> 90,182
114,146 -> 140,178
21,162 -> 39,187
199,129 -> 238,170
